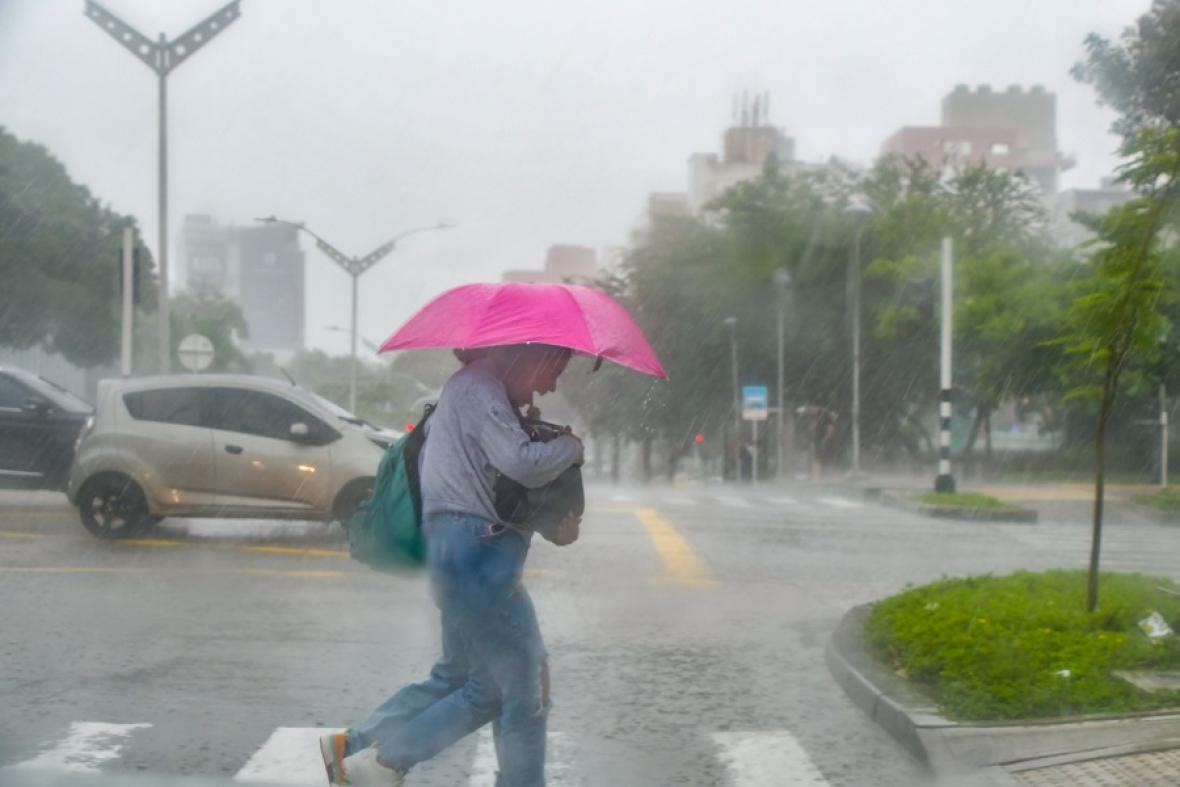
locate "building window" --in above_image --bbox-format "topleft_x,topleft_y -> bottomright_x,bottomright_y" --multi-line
942,140 -> 972,156
991,142 -> 1011,155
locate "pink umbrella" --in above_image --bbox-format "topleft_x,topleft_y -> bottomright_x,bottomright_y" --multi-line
379,282 -> 667,378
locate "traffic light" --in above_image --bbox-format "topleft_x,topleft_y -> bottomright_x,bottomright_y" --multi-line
694,433 -> 705,444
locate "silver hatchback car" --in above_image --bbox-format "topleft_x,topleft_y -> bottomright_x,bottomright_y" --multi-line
67,375 -> 398,538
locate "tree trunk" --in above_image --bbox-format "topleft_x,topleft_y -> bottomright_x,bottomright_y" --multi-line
641,436 -> 653,484
610,432 -> 621,484
666,440 -> 680,483
1088,370 -> 1116,612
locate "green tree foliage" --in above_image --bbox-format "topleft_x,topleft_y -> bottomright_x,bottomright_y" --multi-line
1062,0 -> 1180,610
0,127 -> 156,366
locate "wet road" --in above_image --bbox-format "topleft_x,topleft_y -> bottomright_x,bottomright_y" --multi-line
2,484 -> 1177,786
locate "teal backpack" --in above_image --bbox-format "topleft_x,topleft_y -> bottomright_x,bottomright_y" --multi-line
348,405 -> 433,572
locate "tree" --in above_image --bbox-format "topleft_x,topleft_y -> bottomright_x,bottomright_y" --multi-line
0,127 -> 156,367
1064,0 -> 1180,610
168,292 -> 251,373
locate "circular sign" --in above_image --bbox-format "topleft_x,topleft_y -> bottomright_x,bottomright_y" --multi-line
177,333 -> 215,372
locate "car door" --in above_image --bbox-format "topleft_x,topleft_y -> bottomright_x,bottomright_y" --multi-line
120,387 -> 217,509
0,373 -> 52,488
204,387 -> 335,515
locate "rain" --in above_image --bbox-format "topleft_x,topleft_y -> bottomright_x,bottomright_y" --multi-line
3,1 -> 1180,786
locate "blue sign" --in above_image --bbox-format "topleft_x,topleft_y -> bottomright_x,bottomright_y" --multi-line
742,385 -> 769,420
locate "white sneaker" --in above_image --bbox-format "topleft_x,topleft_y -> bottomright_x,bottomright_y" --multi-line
338,746 -> 404,786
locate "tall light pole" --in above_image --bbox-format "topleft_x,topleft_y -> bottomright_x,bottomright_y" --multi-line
723,316 -> 740,479
85,1 -> 242,374
935,237 -> 956,493
846,199 -> 872,478
259,217 -> 453,412
773,268 -> 792,480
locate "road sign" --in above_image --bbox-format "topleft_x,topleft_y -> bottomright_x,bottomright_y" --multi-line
742,385 -> 769,421
177,334 -> 214,372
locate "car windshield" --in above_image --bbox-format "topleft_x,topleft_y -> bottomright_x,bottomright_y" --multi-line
5,2 -> 1180,786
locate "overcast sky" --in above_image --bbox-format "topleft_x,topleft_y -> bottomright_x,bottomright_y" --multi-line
0,0 -> 1150,356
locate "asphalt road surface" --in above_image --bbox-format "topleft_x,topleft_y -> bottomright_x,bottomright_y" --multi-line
2,483 -> 1177,786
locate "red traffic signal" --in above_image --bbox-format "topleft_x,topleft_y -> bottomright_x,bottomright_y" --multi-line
693,433 -> 705,444
405,423 -> 415,432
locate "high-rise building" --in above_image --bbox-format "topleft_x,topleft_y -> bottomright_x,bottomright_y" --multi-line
179,215 -> 306,355
881,84 -> 1073,195
686,92 -> 797,215
502,245 -> 599,284
1053,178 -> 1134,249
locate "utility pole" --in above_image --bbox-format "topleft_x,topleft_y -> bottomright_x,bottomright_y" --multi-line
773,268 -> 792,480
724,316 -> 740,479
85,1 -> 242,374
120,228 -> 134,376
1162,383 -> 1169,488
258,217 -> 453,412
935,237 -> 956,493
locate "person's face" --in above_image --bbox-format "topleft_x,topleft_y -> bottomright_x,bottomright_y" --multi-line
504,350 -> 570,407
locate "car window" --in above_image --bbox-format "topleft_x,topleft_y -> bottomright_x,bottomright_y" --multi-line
123,388 -> 204,427
205,387 -> 325,441
0,374 -> 34,410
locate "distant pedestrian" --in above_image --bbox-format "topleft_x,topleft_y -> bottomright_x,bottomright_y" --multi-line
320,344 -> 582,787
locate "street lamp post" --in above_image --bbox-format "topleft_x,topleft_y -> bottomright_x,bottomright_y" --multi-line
773,268 -> 792,480
259,217 -> 453,412
86,1 -> 242,374
723,316 -> 740,480
846,200 -> 872,478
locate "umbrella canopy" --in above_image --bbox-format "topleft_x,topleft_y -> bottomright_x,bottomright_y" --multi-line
379,282 -> 667,378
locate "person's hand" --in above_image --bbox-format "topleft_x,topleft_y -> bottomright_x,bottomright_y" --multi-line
525,405 -> 541,420
546,512 -> 580,546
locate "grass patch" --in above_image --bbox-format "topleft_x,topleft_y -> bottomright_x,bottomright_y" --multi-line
864,570 -> 1180,721
1131,486 -> 1180,512
911,491 -> 1014,510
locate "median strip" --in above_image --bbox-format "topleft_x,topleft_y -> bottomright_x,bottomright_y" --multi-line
632,507 -> 716,588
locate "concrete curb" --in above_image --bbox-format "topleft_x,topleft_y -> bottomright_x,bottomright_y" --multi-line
826,604 -> 1180,774
867,488 -> 1038,524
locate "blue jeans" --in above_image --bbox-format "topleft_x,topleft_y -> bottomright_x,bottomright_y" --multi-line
351,513 -> 549,786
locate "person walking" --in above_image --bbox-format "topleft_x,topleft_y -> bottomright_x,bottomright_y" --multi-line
321,343 -> 583,787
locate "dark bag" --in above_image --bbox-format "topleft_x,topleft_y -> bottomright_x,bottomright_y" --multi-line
493,418 -> 584,532
347,405 -> 433,572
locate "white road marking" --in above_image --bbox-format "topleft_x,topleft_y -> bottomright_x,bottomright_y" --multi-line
712,731 -> 830,786
609,494 -> 634,504
716,496 -> 754,509
10,721 -> 151,773
766,496 -> 798,506
817,496 -> 862,510
468,728 -> 579,786
234,726 -> 344,784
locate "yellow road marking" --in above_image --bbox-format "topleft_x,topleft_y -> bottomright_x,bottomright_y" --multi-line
0,530 -> 45,539
632,507 -> 716,588
120,538 -> 184,548
237,545 -> 348,558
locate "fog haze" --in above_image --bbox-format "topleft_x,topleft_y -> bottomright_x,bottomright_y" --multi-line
0,0 -> 1147,354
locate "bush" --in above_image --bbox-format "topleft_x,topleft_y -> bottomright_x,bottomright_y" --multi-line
912,492 -> 1014,510
864,570 -> 1180,720
1132,486 -> 1180,512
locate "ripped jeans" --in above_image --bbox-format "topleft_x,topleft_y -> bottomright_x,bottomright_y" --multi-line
349,512 -> 549,787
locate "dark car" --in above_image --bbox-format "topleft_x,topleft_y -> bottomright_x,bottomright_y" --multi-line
0,367 -> 94,491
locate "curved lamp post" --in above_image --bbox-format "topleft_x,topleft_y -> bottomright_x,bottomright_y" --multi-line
258,216 -> 454,411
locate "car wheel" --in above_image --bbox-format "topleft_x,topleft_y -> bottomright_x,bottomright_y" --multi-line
332,477 -> 374,531
78,474 -> 151,539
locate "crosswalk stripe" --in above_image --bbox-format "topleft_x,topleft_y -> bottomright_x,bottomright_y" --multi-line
716,496 -> 754,508
712,731 -> 830,786
10,721 -> 151,773
817,496 -> 862,510
662,496 -> 695,506
766,496 -> 799,506
467,728 -> 579,786
609,494 -> 634,503
234,726 -> 343,784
